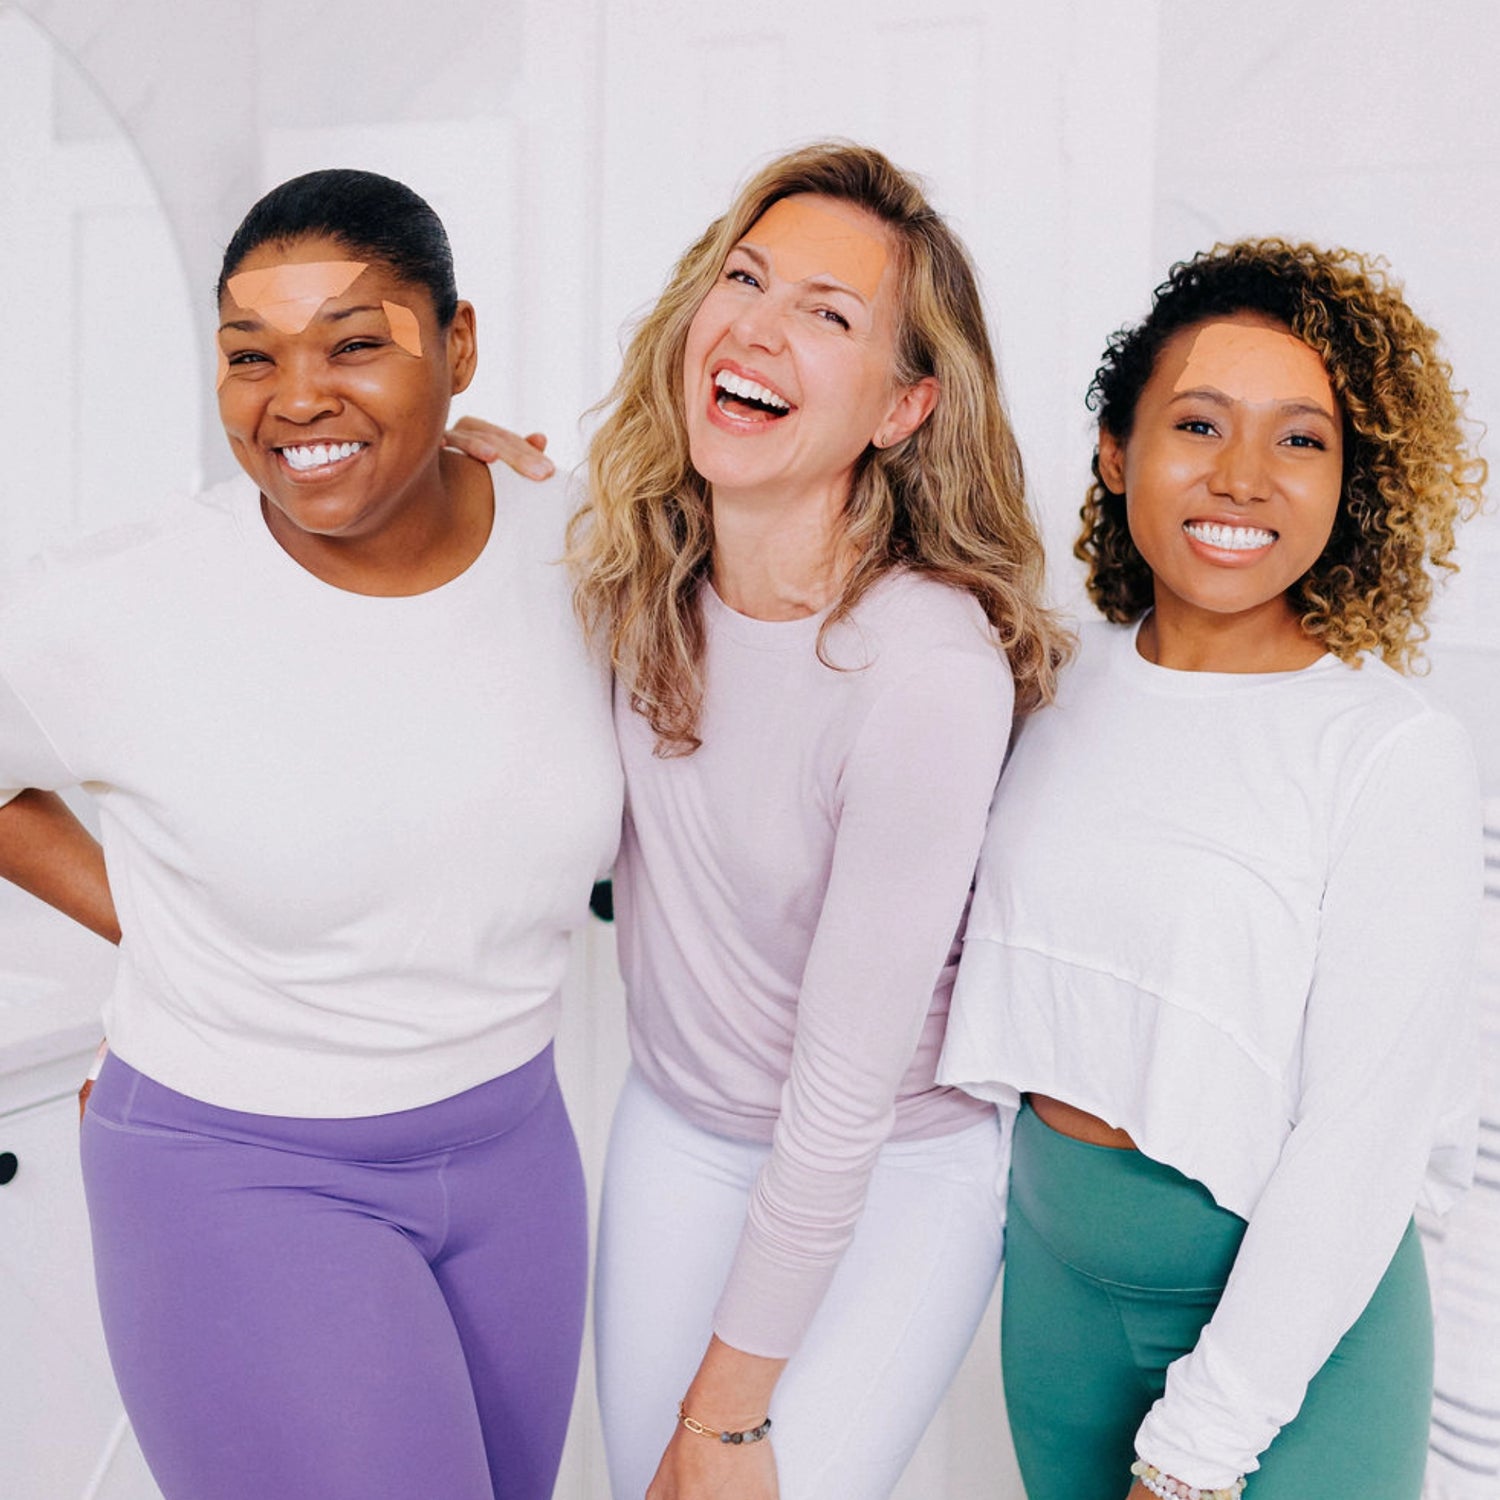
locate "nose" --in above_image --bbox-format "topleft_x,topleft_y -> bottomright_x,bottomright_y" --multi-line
730,291 -> 788,354
1211,429 -> 1271,505
267,351 -> 341,424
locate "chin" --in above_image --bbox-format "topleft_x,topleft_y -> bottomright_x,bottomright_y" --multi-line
266,494 -> 367,537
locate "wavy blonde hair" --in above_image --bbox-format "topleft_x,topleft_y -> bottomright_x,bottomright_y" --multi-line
570,141 -> 1070,754
1077,239 -> 1487,669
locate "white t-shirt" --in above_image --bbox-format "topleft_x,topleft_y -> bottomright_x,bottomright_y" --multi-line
617,572 -> 1012,1357
0,470 -> 621,1116
940,618 -> 1483,1487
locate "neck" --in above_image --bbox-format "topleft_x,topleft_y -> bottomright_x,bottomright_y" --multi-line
262,451 -> 494,597
1140,592 -> 1327,673
710,481 -> 854,620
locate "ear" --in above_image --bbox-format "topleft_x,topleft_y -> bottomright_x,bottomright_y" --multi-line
875,375 -> 939,449
1096,425 -> 1127,494
446,301 -> 479,396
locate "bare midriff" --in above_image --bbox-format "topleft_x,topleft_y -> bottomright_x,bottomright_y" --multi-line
1027,1093 -> 1138,1150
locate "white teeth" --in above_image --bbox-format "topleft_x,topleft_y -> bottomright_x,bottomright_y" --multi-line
281,441 -> 364,472
714,370 -> 790,411
1184,521 -> 1276,551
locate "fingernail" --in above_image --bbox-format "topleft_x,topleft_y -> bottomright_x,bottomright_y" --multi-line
524,457 -> 555,478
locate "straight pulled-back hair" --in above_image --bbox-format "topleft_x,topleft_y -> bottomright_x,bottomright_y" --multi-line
217,168 -> 458,326
571,141 -> 1071,754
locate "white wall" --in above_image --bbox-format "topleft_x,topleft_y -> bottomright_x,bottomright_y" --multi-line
1150,0 -> 1500,790
3,3 -> 1498,1497
0,11 -> 200,571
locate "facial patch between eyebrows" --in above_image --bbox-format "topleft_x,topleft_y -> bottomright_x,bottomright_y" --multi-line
225,260 -> 369,335
382,301 -> 423,357
1174,323 -> 1331,408
746,197 -> 888,301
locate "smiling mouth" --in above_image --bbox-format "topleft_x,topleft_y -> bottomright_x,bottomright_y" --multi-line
276,441 -> 367,474
1183,520 -> 1277,551
714,370 -> 792,421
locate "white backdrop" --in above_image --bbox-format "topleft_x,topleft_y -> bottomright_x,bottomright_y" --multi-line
2,3 -> 1498,1497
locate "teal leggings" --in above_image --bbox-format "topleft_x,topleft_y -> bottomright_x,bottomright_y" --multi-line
1002,1104 -> 1433,1499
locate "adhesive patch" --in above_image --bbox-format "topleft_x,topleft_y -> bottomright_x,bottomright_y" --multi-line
225,260 -> 368,335
215,345 -> 230,392
1174,323 -> 1334,411
745,197 -> 888,302
382,300 -> 423,357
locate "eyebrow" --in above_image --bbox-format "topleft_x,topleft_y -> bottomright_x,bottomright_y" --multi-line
1170,386 -> 1338,423
731,242 -> 868,304
217,304 -> 390,335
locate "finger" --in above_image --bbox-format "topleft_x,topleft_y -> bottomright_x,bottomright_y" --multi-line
511,443 -> 555,479
78,1078 -> 94,1122
524,432 -> 549,453
442,417 -> 513,463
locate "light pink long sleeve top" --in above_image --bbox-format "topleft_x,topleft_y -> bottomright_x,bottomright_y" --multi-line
614,570 -> 1012,1357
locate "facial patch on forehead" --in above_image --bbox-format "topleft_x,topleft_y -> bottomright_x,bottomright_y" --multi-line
746,197 -> 888,302
382,300 -> 423,357
1174,323 -> 1332,408
225,260 -> 368,334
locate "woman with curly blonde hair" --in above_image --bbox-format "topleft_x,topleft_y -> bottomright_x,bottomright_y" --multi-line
571,145 -> 1062,746
940,240 -> 1487,1500
562,142 -> 1068,1500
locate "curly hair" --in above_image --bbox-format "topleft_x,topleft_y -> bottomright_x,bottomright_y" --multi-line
1076,239 -> 1486,670
570,141 -> 1072,754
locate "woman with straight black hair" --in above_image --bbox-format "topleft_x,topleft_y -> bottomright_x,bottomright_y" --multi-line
0,168 -> 620,1500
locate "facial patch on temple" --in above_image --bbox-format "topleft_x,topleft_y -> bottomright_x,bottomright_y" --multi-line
744,197 -> 888,302
215,345 -> 230,392
225,260 -> 369,334
382,300 -> 423,357
1174,323 -> 1333,411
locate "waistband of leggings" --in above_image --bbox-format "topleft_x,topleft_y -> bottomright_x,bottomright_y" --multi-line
1010,1100 -> 1245,1290
87,1043 -> 559,1162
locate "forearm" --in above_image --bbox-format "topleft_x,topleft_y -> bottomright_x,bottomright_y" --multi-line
0,790 -> 119,943
1141,716 -> 1482,1486
682,1335 -> 786,1430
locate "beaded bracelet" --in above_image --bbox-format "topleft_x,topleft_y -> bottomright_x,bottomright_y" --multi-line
1130,1458 -> 1245,1500
677,1400 -> 773,1446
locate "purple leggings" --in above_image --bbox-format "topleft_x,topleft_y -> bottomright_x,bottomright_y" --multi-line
80,1045 -> 586,1500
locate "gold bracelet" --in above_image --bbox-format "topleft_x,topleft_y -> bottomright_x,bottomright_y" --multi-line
677,1400 -> 772,1446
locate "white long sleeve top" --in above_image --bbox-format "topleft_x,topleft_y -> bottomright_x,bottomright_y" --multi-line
939,618 -> 1482,1488
616,573 -> 1011,1358
0,471 -> 621,1116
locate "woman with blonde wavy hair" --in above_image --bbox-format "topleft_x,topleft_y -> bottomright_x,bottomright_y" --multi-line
940,240 -> 1488,1500
571,141 -> 1065,1499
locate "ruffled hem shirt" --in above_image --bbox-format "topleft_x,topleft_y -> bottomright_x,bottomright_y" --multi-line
939,618 -> 1482,1487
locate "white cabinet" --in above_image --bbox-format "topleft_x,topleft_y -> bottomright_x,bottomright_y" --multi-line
0,875 -> 156,1500
0,1058 -> 162,1500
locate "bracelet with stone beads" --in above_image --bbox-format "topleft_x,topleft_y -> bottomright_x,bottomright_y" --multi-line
1130,1458 -> 1246,1500
677,1400 -> 772,1446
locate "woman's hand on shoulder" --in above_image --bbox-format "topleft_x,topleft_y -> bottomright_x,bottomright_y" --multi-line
443,416 -> 554,479
646,1425 -> 778,1500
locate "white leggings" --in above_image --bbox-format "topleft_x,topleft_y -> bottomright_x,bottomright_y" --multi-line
594,1070 -> 1009,1500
